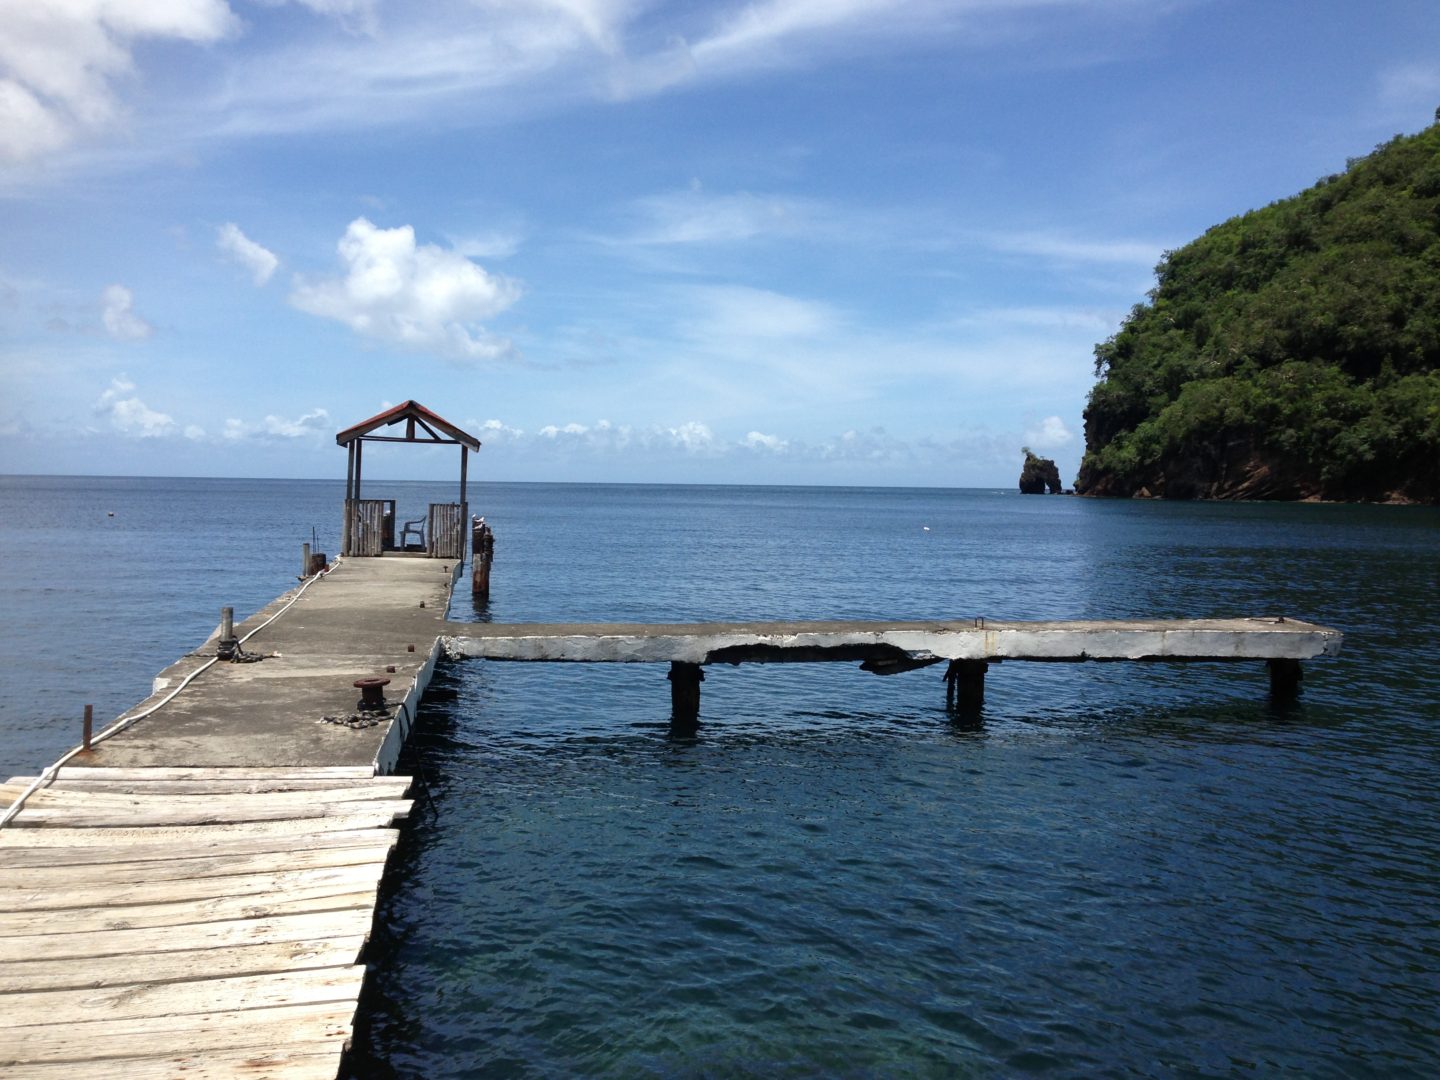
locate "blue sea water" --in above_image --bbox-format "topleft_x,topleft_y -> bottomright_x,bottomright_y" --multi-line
2,475 -> 1438,1076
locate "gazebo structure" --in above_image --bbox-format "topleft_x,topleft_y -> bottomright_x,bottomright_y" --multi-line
336,400 -> 481,559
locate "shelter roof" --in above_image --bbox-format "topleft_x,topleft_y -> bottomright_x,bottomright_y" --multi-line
335,400 -> 481,452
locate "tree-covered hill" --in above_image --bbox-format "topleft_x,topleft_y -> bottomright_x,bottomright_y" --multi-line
1076,122 -> 1440,503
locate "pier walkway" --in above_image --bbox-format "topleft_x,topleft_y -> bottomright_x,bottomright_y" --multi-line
0,556 -> 456,1078
0,555 -> 1343,1076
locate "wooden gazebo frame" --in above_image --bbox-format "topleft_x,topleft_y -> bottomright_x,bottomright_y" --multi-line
336,400 -> 481,558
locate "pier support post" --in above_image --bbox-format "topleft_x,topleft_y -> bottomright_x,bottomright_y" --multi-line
82,704 -> 93,751
1268,658 -> 1303,702
471,517 -> 494,600
668,662 -> 704,735
945,660 -> 987,716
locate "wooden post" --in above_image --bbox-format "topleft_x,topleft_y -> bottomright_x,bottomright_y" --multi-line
459,445 -> 468,508
1268,658 -> 1303,702
668,662 -> 703,735
82,704 -> 93,751
471,517 -> 494,600
342,442 -> 355,556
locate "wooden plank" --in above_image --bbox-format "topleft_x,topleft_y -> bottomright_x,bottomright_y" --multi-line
0,888 -> 381,936
0,783 -> 412,809
6,797 -> 411,829
1,1045 -> 346,1080
0,935 -> 368,993
0,809 -> 409,842
0,861 -> 387,912
4,965 -> 366,1028
0,909 -> 379,963
0,827 -> 396,868
0,840 -> 395,889
32,776 -> 412,795
0,1001 -> 354,1065
54,766 -> 378,781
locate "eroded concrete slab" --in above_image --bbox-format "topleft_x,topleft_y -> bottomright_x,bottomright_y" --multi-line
441,617 -> 1343,666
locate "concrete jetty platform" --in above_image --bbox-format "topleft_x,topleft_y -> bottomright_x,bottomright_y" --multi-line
92,555 -> 461,773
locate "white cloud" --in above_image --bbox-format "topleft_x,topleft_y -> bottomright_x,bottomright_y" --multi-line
0,0 -> 237,164
988,230 -> 1165,266
265,0 -> 381,34
290,218 -> 521,361
1024,415 -> 1074,449
624,187 -> 824,245
1377,63 -> 1440,113
684,285 -> 836,340
263,407 -> 330,437
222,407 -> 331,440
217,223 -> 279,285
476,418 -> 525,443
447,227 -> 525,261
95,376 -> 173,436
742,430 -> 788,451
100,284 -> 153,340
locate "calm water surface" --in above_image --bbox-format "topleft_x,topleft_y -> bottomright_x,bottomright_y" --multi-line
1,477 -> 1437,1077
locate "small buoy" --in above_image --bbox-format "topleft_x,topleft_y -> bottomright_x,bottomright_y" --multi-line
922,525 -> 930,531
107,511 -> 115,517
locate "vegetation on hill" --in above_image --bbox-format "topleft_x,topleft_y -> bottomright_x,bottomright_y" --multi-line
1076,122 -> 1440,503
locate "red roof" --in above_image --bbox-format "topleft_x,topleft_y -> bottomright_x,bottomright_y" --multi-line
334,400 -> 481,451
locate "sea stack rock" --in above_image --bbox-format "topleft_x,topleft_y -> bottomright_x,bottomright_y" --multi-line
1019,448 -> 1063,494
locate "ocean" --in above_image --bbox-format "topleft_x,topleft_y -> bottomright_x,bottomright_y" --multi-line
2,475 -> 1438,1076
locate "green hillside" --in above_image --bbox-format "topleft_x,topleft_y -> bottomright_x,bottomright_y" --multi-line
1076,123 -> 1440,503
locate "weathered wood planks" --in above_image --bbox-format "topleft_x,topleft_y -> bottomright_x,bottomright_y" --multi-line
0,766 -> 411,1077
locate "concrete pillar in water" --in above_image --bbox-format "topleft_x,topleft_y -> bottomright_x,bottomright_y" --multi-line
945,659 -> 988,716
668,661 -> 704,735
1268,658 -> 1303,702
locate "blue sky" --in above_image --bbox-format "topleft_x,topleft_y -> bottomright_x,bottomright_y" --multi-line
2,0 -> 1438,486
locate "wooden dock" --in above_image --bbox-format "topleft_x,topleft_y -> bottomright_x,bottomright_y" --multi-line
0,766 -> 409,1078
0,555 -> 457,1079
0,544 -> 1344,1076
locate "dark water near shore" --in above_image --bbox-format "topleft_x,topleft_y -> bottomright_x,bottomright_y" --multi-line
2,476 -> 1438,1076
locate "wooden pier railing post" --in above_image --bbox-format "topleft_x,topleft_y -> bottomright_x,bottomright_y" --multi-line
82,704 -> 93,751
668,662 -> 704,735
471,516 -> 494,600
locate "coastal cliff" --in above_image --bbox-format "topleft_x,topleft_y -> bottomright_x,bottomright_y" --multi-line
1076,122 -> 1440,504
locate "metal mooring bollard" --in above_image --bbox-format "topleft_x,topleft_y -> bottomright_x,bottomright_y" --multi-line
354,676 -> 391,711
218,606 -> 238,661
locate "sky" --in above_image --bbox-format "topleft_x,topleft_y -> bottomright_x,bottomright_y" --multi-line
2,0 -> 1438,487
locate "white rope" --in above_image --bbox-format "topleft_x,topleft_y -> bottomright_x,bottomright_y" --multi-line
0,558 -> 342,828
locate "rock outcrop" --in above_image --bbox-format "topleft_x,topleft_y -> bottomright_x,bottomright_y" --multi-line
1019,449 -> 1062,494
